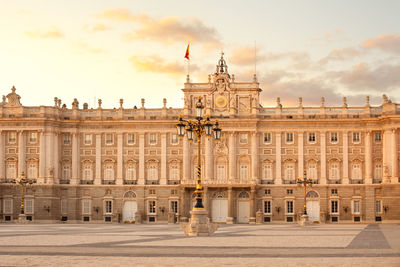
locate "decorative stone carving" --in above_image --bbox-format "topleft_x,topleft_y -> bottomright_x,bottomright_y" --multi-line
5,86 -> 22,107
215,138 -> 228,155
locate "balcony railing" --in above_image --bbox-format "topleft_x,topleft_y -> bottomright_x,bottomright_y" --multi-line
102,180 -> 116,185
146,180 -> 159,185
123,180 -> 137,185
168,180 -> 180,185
80,180 -> 94,185
59,179 -> 70,184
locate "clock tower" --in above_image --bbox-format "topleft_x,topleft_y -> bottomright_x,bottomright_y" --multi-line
182,52 -> 261,118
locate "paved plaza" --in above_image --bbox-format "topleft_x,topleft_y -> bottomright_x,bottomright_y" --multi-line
0,223 -> 399,267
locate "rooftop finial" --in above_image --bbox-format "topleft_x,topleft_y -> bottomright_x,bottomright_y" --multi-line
216,51 -> 229,75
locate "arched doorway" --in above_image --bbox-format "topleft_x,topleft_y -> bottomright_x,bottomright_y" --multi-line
306,190 -> 320,222
123,191 -> 137,223
211,192 -> 228,223
237,191 -> 250,223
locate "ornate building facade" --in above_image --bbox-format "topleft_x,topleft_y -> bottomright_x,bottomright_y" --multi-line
0,55 -> 400,224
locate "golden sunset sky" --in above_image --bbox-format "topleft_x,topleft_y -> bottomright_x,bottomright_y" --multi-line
1,0 -> 399,108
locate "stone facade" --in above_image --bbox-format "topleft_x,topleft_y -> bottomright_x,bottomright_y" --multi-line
0,55 -> 400,224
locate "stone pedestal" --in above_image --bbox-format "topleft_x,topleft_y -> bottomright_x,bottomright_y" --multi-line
249,217 -> 256,224
298,214 -> 311,226
226,217 -> 234,224
135,212 -> 142,224
168,211 -> 176,224
18,214 -> 28,224
256,211 -> 263,224
180,209 -> 218,237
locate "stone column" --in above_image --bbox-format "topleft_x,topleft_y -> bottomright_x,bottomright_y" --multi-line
95,134 -> 102,185
45,131 -> 54,184
183,137 -> 190,183
365,131 -> 372,184
205,136 -> 213,181
39,131 -> 46,184
204,186 -> 209,215
160,133 -> 167,185
229,133 -> 236,181
53,132 -> 59,184
275,132 -> 282,185
251,132 -> 259,184
116,133 -> 123,185
249,187 -> 256,224
180,188 -> 186,219
320,132 -> 327,184
227,187 -> 233,224
71,132 -> 79,185
342,131 -> 349,184
391,129 -> 398,183
297,132 -> 304,181
382,129 -> 391,183
18,131 -> 26,178
0,131 -> 4,179
138,133 -> 145,185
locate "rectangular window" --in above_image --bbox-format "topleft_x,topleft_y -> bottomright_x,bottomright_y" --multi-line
8,132 -> 16,143
148,165 -> 158,180
63,134 -> 70,145
62,165 -> 71,179
171,201 -> 178,214
82,199 -> 91,214
374,132 -> 382,142
331,188 -> 338,195
331,200 -> 339,214
330,132 -> 338,143
171,189 -> 178,195
285,165 -> 294,180
105,134 -> 113,145
353,132 -> 360,143
104,165 -> 114,180
286,132 -> 294,143
25,199 -> 34,214
6,163 -> 16,179
148,201 -> 156,214
307,164 -> 317,181
127,134 -> 135,145
240,133 -> 248,144
126,165 -> 136,180
263,165 -> 273,180
149,133 -> 157,145
286,189 -> 293,195
149,189 -> 156,195
264,133 -> 271,143
264,189 -> 271,195
353,200 -> 360,214
61,199 -> 68,214
4,199 -> 12,214
264,201 -> 271,214
27,163 -> 37,179
375,200 -> 382,213
169,165 -> 179,180
239,165 -> 248,180
330,164 -> 339,180
217,165 -> 226,180
286,201 -> 294,214
29,132 -> 37,143
84,134 -> 92,145
105,200 -> 112,214
308,133 -> 316,143
352,164 -> 361,180
171,134 -> 178,144
83,165 -> 92,180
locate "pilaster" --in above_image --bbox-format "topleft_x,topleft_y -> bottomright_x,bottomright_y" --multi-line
205,136 -> 213,181
320,132 -> 327,184
251,132 -> 259,183
39,131 -> 46,184
226,187 -> 233,224
365,131 -> 372,184
342,131 -> 349,184
249,187 -> 256,224
71,132 -> 79,185
0,131 -> 4,179
297,132 -> 304,181
391,129 -> 398,183
382,129 -> 391,183
95,134 -> 101,185
53,132 -> 59,184
45,131 -> 54,184
229,133 -> 236,181
17,131 -> 26,178
160,133 -> 167,185
275,132 -> 282,185
138,134 -> 145,185
116,133 -> 123,185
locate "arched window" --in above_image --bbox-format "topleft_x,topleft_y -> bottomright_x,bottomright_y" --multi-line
238,192 -> 250,199
123,191 -> 136,198
329,161 -> 340,180
62,165 -> 71,179
104,164 -> 114,180
147,161 -> 158,180
285,164 -> 295,180
82,164 -> 93,180
307,163 -> 317,181
27,162 -> 38,179
352,163 -> 361,180
240,164 -> 248,180
169,165 -> 180,180
6,162 -> 16,179
374,163 -> 382,180
126,164 -> 136,180
263,164 -> 273,180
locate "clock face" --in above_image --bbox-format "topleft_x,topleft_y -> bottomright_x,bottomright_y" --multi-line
215,95 -> 227,108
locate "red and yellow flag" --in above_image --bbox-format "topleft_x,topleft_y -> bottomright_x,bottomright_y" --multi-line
184,43 -> 190,60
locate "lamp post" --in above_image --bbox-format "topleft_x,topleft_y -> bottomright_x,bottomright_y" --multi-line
176,97 -> 222,210
13,171 -> 36,216
297,170 -> 313,219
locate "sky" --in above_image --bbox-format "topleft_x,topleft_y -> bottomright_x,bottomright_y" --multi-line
0,0 -> 400,108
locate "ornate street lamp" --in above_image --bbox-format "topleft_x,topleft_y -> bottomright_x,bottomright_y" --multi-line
11,171 -> 36,215
177,97 -> 221,209
297,170 -> 313,215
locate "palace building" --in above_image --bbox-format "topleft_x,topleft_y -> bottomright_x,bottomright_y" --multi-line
0,55 -> 399,224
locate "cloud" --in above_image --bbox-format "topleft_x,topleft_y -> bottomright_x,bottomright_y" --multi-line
25,26 -> 63,39
129,54 -> 198,76
319,47 -> 361,65
331,62 -> 400,92
83,23 -> 110,33
230,45 -> 264,66
312,29 -> 348,43
96,8 -> 221,48
362,34 -> 400,54
73,41 -> 104,54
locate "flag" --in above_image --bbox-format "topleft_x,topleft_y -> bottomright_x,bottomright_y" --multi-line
184,43 -> 190,60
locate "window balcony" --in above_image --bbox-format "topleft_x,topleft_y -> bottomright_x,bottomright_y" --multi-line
80,180 -> 94,185
168,180 -> 180,185
261,180 -> 274,185
373,179 -> 382,184
283,179 -> 296,184
350,179 -> 363,184
102,180 -> 116,185
328,179 -> 341,184
123,180 -> 137,185
59,179 -> 70,184
146,180 -> 159,185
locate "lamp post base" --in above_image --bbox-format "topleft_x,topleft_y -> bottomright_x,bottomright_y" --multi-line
180,209 -> 218,236
298,214 -> 311,226
17,214 -> 28,224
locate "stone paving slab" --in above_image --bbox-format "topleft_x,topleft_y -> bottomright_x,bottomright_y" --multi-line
0,223 -> 399,266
